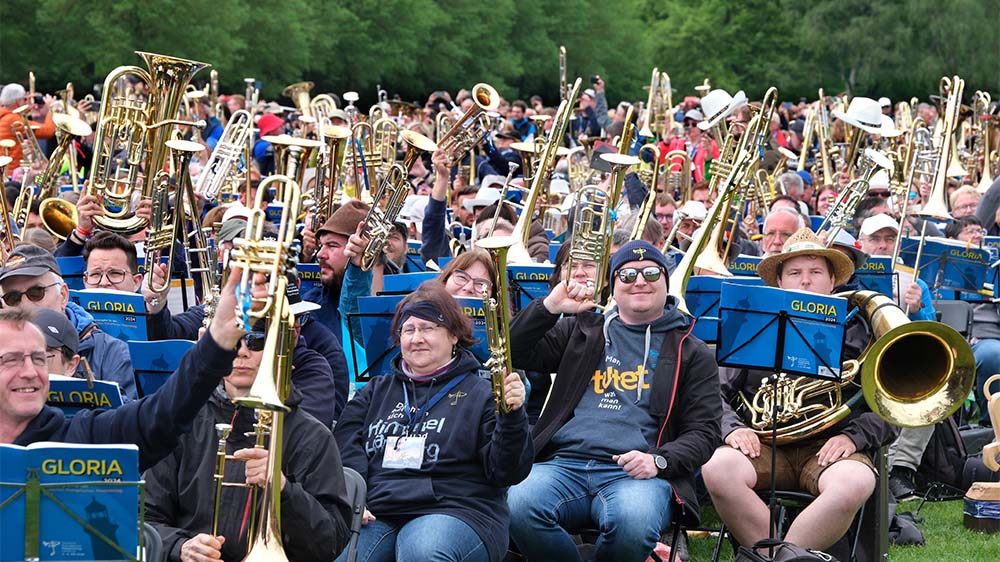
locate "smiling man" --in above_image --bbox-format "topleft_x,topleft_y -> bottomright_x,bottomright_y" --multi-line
507,240 -> 721,560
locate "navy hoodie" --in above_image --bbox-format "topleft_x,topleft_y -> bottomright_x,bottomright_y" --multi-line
333,349 -> 533,562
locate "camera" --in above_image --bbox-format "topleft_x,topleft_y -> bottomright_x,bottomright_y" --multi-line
590,75 -> 601,85
32,94 -> 44,105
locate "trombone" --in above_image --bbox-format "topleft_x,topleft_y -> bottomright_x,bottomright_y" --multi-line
145,139 -> 204,293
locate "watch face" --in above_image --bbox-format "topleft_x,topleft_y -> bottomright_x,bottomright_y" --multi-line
655,455 -> 668,470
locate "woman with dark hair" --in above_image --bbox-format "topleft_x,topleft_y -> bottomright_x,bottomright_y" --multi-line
333,281 -> 532,562
438,248 -> 497,298
944,214 -> 985,245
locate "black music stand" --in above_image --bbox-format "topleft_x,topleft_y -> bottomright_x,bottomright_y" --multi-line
717,283 -> 847,544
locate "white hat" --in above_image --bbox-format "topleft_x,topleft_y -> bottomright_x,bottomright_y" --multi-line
675,200 -> 708,222
222,203 -> 253,222
480,174 -> 506,189
697,89 -> 748,131
400,194 -> 429,233
683,109 -> 704,122
831,230 -> 869,268
0,83 -> 26,107
463,186 -> 501,212
859,213 -> 899,237
878,97 -> 891,108
868,169 -> 891,191
832,97 -> 902,137
583,88 -> 597,99
550,178 -> 570,195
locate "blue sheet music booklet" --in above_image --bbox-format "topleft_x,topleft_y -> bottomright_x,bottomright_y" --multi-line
68,289 -> 147,343
0,443 -> 140,562
898,236 -> 992,292
56,257 -> 86,290
685,275 -> 765,344
507,264 -> 555,313
128,340 -> 196,397
728,255 -> 762,277
854,256 -> 894,297
717,283 -> 847,380
46,375 -> 124,417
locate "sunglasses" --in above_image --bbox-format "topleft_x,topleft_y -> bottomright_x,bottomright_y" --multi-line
241,331 -> 267,352
870,191 -> 892,199
1,282 -> 62,307
617,266 -> 664,284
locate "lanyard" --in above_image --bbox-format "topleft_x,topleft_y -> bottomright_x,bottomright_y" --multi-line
401,374 -> 468,432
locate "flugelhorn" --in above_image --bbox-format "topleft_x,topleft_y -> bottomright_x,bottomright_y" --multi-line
88,51 -> 209,235
359,131 -> 438,271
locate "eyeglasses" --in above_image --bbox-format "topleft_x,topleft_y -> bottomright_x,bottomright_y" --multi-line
84,269 -> 130,285
864,234 -> 898,245
1,282 -> 62,307
617,266 -> 664,284
0,351 -> 48,369
870,191 -> 892,199
241,331 -> 267,352
954,203 -> 978,212
449,269 -> 491,294
961,227 -> 986,237
654,213 -> 674,221
400,324 -> 443,338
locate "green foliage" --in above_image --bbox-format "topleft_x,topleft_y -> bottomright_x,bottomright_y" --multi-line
1,0 -> 995,107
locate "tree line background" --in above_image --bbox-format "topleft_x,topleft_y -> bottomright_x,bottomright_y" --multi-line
2,0 -> 997,109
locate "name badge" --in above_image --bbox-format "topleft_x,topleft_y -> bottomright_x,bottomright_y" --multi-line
382,435 -> 425,469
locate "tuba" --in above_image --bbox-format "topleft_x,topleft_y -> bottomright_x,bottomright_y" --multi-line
195,109 -> 254,201
739,291 -> 975,443
88,51 -> 209,235
436,83 -> 499,167
34,114 -> 93,241
359,131 -> 438,270
282,81 -> 314,119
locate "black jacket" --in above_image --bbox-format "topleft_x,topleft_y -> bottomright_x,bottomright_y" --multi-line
334,349 -> 533,562
144,387 -> 350,562
509,298 -> 722,526
146,304 -> 340,427
14,335 -> 237,472
719,317 -> 897,453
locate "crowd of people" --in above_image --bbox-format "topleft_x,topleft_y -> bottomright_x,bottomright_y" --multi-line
0,62 -> 998,562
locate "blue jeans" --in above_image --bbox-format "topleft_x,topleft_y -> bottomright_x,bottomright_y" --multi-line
973,339 -> 1000,426
507,456 -> 674,561
335,513 -> 488,562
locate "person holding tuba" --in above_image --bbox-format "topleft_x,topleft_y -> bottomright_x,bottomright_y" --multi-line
701,228 -> 897,554
507,240 -> 721,561
333,281 -> 532,562
143,317 -> 352,562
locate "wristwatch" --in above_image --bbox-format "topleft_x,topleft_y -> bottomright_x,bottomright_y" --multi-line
653,454 -> 668,472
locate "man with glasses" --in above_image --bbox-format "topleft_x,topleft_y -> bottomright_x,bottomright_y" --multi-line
507,240 -> 721,560
143,319 -> 351,562
0,245 -> 135,399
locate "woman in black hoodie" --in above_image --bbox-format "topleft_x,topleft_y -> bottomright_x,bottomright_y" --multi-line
334,281 -> 533,562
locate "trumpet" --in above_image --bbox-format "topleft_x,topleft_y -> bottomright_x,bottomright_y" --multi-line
359,131 -> 438,270
88,51 -> 209,235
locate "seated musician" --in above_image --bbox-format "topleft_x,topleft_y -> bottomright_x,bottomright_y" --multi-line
30,308 -> 81,376
144,319 -> 351,562
0,245 -> 135,398
139,227 -> 345,425
507,240 -> 721,560
333,281 -> 532,562
0,269 -> 248,474
702,228 -> 897,552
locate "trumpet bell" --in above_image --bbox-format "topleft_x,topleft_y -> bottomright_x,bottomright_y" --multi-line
39,198 -> 77,241
861,320 -> 975,428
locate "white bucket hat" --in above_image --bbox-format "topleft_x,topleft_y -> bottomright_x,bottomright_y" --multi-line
697,89 -> 748,131
675,200 -> 708,222
462,186 -> 501,212
832,97 -> 902,137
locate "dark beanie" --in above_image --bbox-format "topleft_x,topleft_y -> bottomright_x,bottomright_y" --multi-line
608,240 -> 672,288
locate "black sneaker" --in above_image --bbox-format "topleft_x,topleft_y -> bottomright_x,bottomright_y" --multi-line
889,466 -> 917,500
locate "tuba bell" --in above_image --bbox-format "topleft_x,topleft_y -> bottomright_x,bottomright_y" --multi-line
88,51 -> 209,235
282,81 -> 314,119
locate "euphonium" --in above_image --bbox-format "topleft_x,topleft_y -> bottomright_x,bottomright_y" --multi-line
196,110 -> 253,201
359,131 -> 438,271
436,83 -> 499,167
88,51 -> 209,235
476,238 -> 514,414
282,81 -> 314,119
739,291 -> 975,443
34,114 -> 92,241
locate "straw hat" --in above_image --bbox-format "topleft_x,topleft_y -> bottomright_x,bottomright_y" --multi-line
757,228 -> 855,287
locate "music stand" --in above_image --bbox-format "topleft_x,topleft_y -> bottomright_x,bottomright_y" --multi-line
718,283 -> 848,541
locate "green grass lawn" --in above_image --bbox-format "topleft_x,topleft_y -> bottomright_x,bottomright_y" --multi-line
686,499 -> 1000,561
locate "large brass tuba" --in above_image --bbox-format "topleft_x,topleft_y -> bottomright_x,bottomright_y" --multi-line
88,51 -> 209,235
739,291 -> 975,443
282,81 -> 314,119
34,113 -> 93,240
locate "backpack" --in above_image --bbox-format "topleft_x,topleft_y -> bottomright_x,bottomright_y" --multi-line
915,417 -> 967,493
735,539 -> 839,562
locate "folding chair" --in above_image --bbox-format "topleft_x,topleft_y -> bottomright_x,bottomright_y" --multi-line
933,299 -> 973,338
342,467 -> 368,562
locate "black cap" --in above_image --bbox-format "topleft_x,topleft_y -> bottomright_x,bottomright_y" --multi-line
0,245 -> 61,282
30,308 -> 79,355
